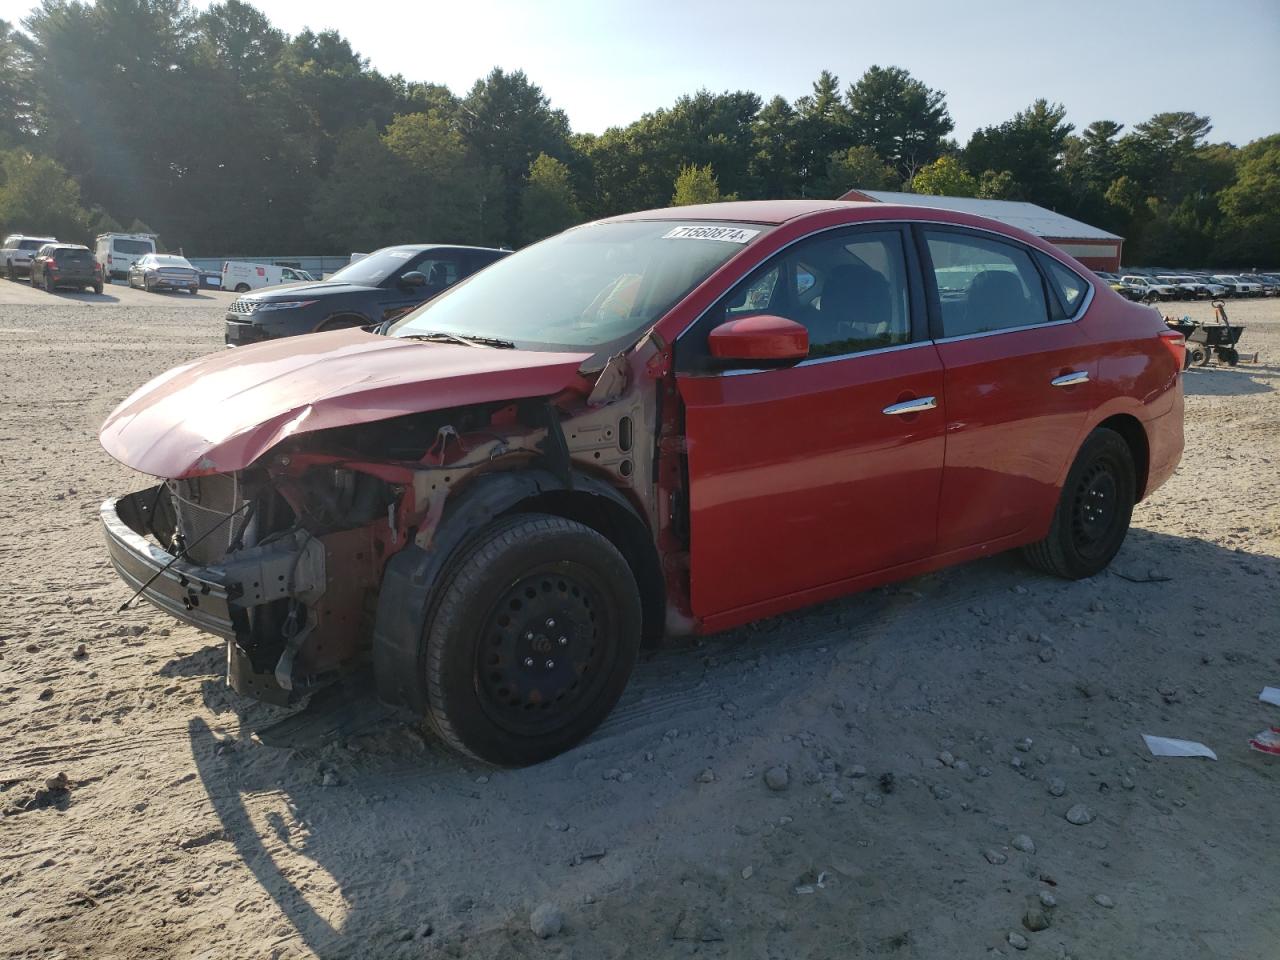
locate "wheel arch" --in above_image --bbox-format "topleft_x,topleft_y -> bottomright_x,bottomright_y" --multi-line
372,467 -> 662,712
1094,413 -> 1150,501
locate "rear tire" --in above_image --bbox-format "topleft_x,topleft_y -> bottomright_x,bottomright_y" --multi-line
1022,428 -> 1135,580
93,282 -> 103,295
422,513 -> 641,767
234,283 -> 250,293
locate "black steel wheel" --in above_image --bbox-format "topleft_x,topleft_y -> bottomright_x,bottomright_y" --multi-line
421,513 -> 641,766
1223,348 -> 1240,367
1023,428 -> 1135,580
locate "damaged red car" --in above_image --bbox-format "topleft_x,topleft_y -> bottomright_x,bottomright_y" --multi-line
100,200 -> 1184,765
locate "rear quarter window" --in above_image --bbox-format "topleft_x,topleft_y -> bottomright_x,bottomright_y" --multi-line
1040,256 -> 1089,317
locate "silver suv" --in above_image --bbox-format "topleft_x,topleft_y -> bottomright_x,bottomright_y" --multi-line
2,234 -> 58,280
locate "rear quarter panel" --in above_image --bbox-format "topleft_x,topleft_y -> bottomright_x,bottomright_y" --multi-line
1066,287 -> 1183,499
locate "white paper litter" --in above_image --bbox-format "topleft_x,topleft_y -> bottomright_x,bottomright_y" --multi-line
1142,734 -> 1218,760
1260,687 -> 1280,707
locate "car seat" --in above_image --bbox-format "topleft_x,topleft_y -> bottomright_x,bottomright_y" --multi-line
809,264 -> 892,350
957,270 -> 1030,335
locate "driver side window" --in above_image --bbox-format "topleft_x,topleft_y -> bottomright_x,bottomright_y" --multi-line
713,228 -> 913,360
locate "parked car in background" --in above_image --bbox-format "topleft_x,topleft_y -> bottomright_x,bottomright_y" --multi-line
1121,275 -> 1178,301
30,243 -> 103,293
224,243 -> 509,346
1156,274 -> 1226,299
1211,274 -> 1263,296
1238,273 -> 1279,296
2,234 -> 58,279
128,253 -> 200,293
96,233 -> 157,280
223,260 -> 317,293
101,199 -> 1184,765
1094,271 -> 1145,301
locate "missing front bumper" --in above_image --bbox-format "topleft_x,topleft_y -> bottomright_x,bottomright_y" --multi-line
101,488 -> 331,702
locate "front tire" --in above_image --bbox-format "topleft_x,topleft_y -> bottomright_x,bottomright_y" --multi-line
1023,428 -> 1136,580
314,314 -> 365,333
422,513 -> 641,767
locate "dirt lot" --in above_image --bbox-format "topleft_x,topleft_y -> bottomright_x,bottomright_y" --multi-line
0,280 -> 1277,959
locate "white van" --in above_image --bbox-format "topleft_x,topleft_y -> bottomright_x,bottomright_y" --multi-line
96,233 -> 156,280
221,260 -> 316,293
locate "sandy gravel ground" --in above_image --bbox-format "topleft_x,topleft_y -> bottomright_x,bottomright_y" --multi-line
0,280 -> 1277,960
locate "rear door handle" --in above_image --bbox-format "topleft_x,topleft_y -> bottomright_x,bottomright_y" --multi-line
1050,371 -> 1089,387
882,396 -> 937,416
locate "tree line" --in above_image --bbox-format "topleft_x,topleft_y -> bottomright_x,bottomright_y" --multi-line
1,0 -> 1276,266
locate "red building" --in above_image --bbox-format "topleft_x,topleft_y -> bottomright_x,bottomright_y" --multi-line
838,189 -> 1123,272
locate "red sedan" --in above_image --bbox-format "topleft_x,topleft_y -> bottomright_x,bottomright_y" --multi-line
99,200 -> 1184,765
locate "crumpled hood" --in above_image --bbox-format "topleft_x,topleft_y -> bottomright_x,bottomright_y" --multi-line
100,329 -> 592,479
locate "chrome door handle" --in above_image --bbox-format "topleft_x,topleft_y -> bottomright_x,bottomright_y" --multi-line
882,396 -> 937,416
1050,371 -> 1090,387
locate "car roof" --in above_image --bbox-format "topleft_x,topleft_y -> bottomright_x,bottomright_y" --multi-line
379,243 -> 509,254
605,199 -> 858,225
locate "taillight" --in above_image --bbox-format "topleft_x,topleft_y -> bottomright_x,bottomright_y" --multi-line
47,260 -> 58,271
1159,329 -> 1185,370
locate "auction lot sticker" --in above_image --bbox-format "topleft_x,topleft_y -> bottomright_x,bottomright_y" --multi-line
662,225 -> 761,243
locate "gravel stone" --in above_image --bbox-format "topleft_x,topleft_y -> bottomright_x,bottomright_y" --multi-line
984,848 -> 1008,865
1048,777 -> 1067,798
1022,906 -> 1052,932
1039,891 -> 1057,908
1012,834 -> 1036,854
696,768 -> 715,784
763,766 -> 789,791
1065,804 -> 1095,825
1008,931 -> 1029,950
1093,893 -> 1115,909
530,902 -> 564,938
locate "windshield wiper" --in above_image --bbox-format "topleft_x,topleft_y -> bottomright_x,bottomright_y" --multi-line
402,331 -> 515,349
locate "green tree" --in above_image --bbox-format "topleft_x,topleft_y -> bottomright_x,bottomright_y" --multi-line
521,152 -> 581,243
460,68 -> 572,246
818,145 -> 899,197
911,155 -> 978,196
382,111 -> 482,241
672,163 -> 724,205
750,95 -> 800,199
306,123 -> 411,252
964,99 -> 1074,204
793,70 -> 851,190
846,65 -> 954,182
0,148 -> 89,241
0,20 -> 33,148
977,168 -> 1018,199
1215,134 -> 1280,264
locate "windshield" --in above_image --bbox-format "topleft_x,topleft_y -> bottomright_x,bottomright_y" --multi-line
390,220 -> 766,352
327,247 -> 420,286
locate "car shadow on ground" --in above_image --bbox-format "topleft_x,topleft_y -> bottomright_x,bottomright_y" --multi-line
44,288 -> 122,303
181,528 -> 1280,957
1182,362 -> 1278,397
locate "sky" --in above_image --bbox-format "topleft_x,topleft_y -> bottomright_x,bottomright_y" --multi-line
11,0 -> 1280,145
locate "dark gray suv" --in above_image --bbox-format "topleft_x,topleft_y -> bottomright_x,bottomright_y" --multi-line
224,244 -> 509,346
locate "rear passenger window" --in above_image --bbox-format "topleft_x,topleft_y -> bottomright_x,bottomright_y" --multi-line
924,231 -> 1049,337
1042,257 -> 1088,316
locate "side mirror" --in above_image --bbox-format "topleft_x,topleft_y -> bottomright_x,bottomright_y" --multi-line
707,314 -> 808,365
400,271 -> 427,288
